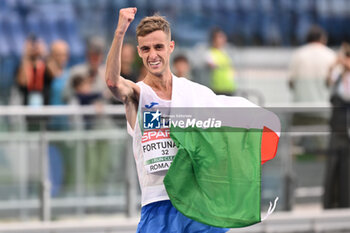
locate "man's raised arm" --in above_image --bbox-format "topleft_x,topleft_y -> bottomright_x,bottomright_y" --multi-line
105,7 -> 139,104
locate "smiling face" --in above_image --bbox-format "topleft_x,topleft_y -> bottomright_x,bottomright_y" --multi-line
137,30 -> 174,78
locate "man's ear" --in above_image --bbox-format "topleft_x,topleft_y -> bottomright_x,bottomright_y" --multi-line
169,40 -> 175,53
137,45 -> 142,57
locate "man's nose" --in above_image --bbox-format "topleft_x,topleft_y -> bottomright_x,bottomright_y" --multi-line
149,48 -> 157,59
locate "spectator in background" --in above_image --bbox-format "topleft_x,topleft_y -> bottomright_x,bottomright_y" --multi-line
206,28 -> 236,95
70,73 -> 104,129
323,41 -> 350,209
46,40 -> 70,131
64,36 -> 107,103
47,40 -> 70,105
288,25 -> 336,124
45,40 -> 72,195
173,54 -> 192,79
16,35 -> 50,106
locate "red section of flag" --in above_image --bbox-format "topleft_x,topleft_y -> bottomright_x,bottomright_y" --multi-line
261,126 -> 279,164
142,128 -> 171,143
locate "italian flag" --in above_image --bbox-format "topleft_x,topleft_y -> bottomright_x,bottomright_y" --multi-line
163,77 -> 280,228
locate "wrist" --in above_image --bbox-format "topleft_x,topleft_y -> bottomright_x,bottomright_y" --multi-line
114,29 -> 125,38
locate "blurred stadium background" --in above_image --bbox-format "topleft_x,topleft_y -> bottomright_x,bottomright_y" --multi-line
1,0 -> 350,232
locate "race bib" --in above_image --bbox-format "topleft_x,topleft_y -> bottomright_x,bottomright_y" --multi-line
142,128 -> 178,173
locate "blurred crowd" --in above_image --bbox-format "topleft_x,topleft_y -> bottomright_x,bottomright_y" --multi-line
4,23 -> 349,107
4,27 -> 233,106
14,35 -> 114,108
1,25 -> 350,123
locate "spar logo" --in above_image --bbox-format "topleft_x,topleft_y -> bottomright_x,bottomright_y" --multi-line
143,110 -> 162,129
142,128 -> 170,143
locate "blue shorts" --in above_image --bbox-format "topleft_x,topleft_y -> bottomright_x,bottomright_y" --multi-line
136,200 -> 229,233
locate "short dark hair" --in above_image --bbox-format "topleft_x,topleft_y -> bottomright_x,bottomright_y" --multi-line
306,25 -> 327,43
209,27 -> 224,43
71,75 -> 85,89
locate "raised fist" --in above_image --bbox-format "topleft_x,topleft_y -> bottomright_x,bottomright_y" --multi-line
116,7 -> 137,35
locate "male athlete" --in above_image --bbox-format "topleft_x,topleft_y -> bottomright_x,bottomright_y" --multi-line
105,7 -> 229,233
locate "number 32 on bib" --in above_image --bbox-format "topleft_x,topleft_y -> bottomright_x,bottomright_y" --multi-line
142,128 -> 178,173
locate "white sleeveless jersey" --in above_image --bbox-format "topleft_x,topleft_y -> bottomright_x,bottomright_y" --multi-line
127,81 -> 178,206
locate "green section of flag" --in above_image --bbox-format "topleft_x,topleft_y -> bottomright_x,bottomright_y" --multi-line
145,156 -> 175,165
164,126 -> 262,228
